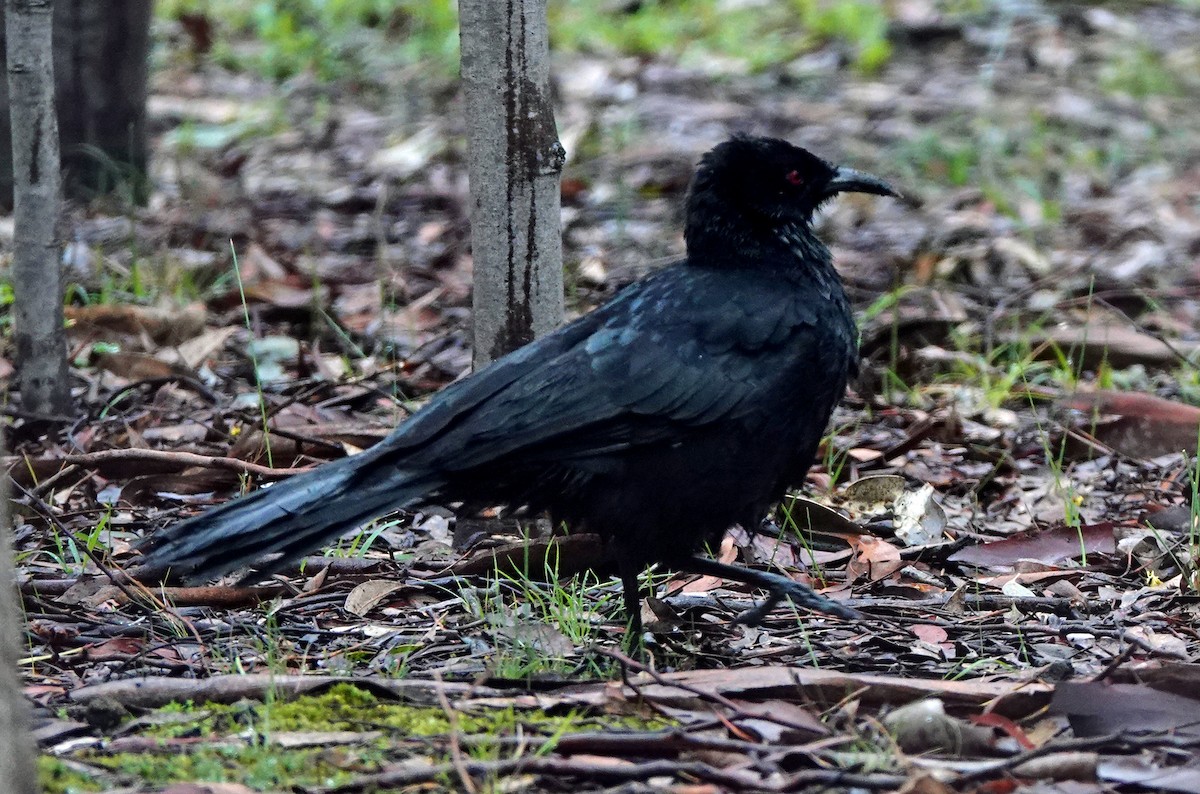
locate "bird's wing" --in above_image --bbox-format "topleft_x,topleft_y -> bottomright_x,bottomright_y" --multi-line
382,266 -> 829,470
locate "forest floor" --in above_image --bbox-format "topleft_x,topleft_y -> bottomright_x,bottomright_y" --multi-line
7,1 -> 1200,792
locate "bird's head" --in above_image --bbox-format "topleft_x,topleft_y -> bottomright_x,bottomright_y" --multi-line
685,135 -> 897,258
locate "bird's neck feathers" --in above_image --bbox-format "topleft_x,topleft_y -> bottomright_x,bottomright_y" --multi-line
775,221 -> 833,269
684,199 -> 835,279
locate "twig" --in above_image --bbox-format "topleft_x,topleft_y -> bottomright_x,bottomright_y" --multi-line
1090,637 -> 1145,682
432,671 -> 477,794
596,648 -> 826,737
11,481 -> 143,604
60,448 -> 312,479
1093,295 -> 1198,371
0,404 -> 76,423
27,463 -> 84,499
11,481 -> 211,672
116,374 -> 221,404
317,756 -> 785,793
954,730 -> 1200,784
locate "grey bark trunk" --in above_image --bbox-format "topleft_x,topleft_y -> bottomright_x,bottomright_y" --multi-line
7,0 -> 71,417
0,435 -> 37,794
459,0 -> 564,368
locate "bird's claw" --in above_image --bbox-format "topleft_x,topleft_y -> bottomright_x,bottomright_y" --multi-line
734,582 -> 860,625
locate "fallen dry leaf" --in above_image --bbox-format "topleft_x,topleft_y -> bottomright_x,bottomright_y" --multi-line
344,579 -> 405,617
948,523 -> 1116,569
1052,681 -> 1200,737
1061,390 -> 1200,460
66,303 -> 207,346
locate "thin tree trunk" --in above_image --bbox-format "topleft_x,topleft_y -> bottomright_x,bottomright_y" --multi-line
7,0 -> 71,417
460,0 -> 564,368
0,0 -> 152,204
53,0 -> 152,201
0,434 -> 37,794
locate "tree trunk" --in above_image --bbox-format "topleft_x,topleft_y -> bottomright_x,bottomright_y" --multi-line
0,434 -> 37,794
0,0 -> 151,204
7,0 -> 71,417
459,0 -> 564,368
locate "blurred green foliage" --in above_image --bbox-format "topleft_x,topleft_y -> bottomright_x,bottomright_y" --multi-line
1100,46 -> 1180,98
796,0 -> 891,73
552,0 -> 892,74
0,282 -> 13,329
892,108 -> 1150,228
158,0 -> 459,81
157,0 -> 895,82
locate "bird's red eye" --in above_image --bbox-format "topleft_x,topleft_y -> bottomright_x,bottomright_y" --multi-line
785,170 -> 804,186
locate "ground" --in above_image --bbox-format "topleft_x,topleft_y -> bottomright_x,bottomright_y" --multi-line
6,1 -> 1200,792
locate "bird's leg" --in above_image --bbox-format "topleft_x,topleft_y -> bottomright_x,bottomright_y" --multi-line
679,555 -> 861,624
616,553 -> 646,653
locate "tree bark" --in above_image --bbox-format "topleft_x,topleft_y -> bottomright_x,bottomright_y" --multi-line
0,0 -> 151,204
7,0 -> 71,417
460,0 -> 564,368
0,434 -> 37,794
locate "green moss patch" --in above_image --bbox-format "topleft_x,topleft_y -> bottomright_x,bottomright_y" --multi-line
44,683 -> 670,792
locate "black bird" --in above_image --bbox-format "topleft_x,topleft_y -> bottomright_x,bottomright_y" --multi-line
139,135 -> 896,636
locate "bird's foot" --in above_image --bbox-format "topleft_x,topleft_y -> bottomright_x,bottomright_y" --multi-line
732,593 -> 781,625
679,555 -> 860,625
734,580 -> 861,625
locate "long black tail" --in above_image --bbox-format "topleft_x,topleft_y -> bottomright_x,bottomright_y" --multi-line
137,450 -> 444,583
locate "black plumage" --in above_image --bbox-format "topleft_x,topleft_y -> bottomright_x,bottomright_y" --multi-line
139,135 -> 896,635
